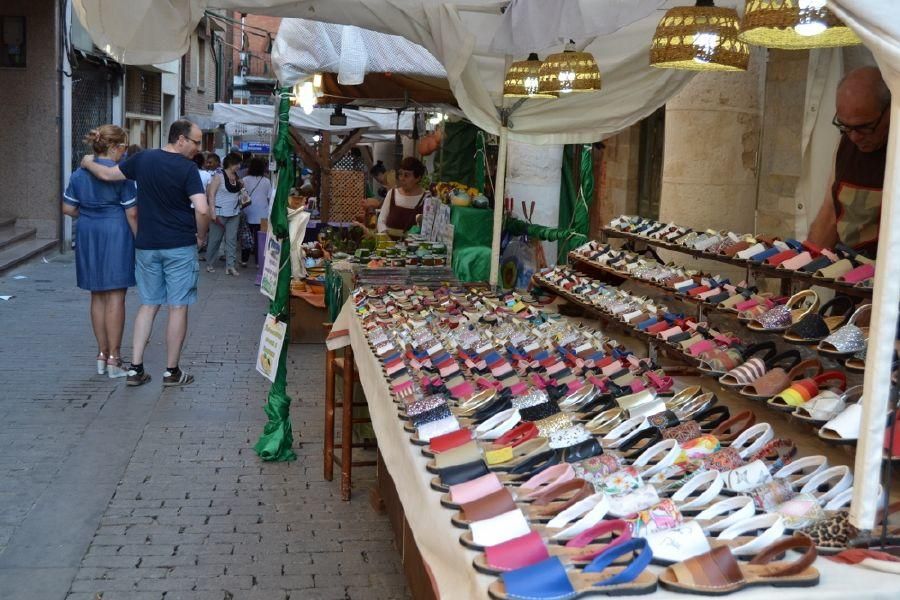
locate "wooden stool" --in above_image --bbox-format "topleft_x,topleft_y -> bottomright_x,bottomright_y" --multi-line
324,326 -> 376,501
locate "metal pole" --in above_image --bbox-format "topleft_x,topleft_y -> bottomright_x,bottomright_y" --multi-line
489,126 -> 509,287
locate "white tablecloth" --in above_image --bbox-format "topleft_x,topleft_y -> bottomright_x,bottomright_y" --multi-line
330,299 -> 900,600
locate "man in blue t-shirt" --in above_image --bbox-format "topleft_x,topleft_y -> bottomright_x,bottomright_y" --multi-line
82,120 -> 210,388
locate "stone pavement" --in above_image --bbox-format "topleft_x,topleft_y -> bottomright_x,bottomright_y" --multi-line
0,253 -> 408,600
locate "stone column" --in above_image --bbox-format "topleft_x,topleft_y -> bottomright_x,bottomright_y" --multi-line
505,140 -> 564,265
659,48 -> 766,235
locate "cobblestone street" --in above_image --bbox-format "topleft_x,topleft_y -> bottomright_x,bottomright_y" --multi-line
0,253 -> 407,600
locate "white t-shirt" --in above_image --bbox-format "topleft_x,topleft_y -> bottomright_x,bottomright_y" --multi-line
241,175 -> 272,224
376,188 -> 428,233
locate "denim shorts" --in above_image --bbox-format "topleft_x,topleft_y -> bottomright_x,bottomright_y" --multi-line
135,246 -> 199,306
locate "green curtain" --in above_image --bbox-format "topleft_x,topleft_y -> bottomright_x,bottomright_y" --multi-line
434,120 -> 479,187
556,144 -> 592,261
253,88 -> 297,463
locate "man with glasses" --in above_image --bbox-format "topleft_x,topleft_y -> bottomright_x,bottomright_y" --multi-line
807,66 -> 890,257
82,119 -> 210,387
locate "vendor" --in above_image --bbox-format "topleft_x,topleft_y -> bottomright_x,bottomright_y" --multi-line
376,157 -> 430,239
807,66 -> 890,258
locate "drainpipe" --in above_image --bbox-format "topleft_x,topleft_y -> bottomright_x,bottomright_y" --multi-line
59,0 -> 74,251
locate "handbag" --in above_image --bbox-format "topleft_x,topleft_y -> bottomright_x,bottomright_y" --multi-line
238,212 -> 254,248
238,189 -> 252,210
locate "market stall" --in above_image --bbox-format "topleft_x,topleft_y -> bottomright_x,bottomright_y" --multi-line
73,1 -> 900,599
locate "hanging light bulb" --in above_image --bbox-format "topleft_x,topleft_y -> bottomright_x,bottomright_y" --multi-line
296,81 -> 316,115
650,0 -> 748,71
503,53 -> 555,98
739,0 -> 860,49
538,41 -> 601,96
795,0 -> 827,36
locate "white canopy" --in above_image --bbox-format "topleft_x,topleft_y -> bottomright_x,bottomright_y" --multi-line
74,0 -> 900,533
211,103 -> 415,134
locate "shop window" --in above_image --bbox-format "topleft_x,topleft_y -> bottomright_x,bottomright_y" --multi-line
125,68 -> 162,116
637,106 -> 665,220
1,16 -> 26,68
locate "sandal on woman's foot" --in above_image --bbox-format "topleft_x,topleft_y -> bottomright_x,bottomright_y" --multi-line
96,352 -> 107,375
163,369 -> 194,387
107,356 -> 128,379
206,265 -> 216,273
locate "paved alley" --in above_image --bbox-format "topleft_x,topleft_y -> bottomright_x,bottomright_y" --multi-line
0,252 -> 408,600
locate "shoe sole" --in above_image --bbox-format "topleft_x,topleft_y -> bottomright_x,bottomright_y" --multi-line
127,374 -> 151,387
163,375 -> 194,387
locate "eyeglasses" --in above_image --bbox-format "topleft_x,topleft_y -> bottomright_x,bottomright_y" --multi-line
832,106 -> 887,135
184,135 -> 202,146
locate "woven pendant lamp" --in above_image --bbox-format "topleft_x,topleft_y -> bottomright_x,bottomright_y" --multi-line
503,53 -> 556,98
538,41 -> 601,96
649,0 -> 749,71
739,0 -> 861,49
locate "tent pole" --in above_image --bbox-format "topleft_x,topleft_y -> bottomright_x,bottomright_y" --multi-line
489,126 -> 508,287
849,103 -> 900,530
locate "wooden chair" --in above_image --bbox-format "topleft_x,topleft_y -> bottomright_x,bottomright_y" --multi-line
324,325 -> 376,501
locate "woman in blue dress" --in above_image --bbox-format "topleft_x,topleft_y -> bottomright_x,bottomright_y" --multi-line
62,125 -> 138,378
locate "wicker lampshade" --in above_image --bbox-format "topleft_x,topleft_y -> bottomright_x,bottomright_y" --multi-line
503,53 -> 556,98
650,3 -> 749,71
739,0 -> 861,49
538,43 -> 601,96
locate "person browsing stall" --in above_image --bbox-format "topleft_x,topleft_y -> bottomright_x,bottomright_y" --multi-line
81,119 -> 209,387
807,66 -> 890,258
376,157 -> 430,239
63,125 -> 138,379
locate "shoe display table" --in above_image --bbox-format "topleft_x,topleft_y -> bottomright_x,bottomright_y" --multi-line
328,296 -> 900,600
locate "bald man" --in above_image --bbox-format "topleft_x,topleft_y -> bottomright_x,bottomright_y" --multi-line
807,66 -> 891,257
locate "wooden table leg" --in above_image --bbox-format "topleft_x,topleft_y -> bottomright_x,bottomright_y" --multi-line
324,347 -> 335,481
340,345 -> 354,501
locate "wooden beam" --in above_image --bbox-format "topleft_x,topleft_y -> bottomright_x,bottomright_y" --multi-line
330,128 -> 364,166
319,131 -> 332,221
288,128 -> 327,170
358,145 -> 374,171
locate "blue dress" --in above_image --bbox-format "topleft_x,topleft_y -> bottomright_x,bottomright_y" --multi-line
64,159 -> 138,291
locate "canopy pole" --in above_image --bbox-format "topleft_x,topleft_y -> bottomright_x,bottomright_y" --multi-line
850,102 -> 900,530
489,126 -> 509,286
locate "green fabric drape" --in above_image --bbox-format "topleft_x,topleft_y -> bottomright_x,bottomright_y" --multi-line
254,88 -> 297,463
505,216 -> 587,245
556,144 -> 592,261
474,131 -> 486,194
434,120 -> 480,187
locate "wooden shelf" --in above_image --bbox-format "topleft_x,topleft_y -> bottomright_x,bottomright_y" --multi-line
601,228 -> 872,299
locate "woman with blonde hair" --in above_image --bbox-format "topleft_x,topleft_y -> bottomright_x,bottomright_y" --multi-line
63,124 -> 138,378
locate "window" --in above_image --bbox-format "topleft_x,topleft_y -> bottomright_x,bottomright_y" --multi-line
1,16 -> 26,68
197,36 -> 207,91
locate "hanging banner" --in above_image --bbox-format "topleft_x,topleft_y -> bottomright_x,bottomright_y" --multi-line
256,314 -> 287,383
260,234 -> 282,300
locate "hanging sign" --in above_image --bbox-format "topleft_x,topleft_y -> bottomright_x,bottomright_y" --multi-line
256,314 -> 286,383
260,234 -> 282,300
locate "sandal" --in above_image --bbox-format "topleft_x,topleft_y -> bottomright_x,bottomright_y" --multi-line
747,290 -> 818,332
783,295 -> 854,344
659,534 -> 819,594
817,303 -> 871,357
740,357 -> 820,400
489,538 -> 658,599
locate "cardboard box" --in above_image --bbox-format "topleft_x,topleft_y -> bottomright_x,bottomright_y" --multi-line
289,295 -> 327,344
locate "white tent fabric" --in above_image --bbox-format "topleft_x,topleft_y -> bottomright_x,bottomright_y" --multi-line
211,103 -> 415,133
829,0 -> 900,531
273,18 -> 445,87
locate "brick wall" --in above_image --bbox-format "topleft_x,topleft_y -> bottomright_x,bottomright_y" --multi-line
230,13 -> 279,78
0,0 -> 60,238
183,22 -> 221,120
